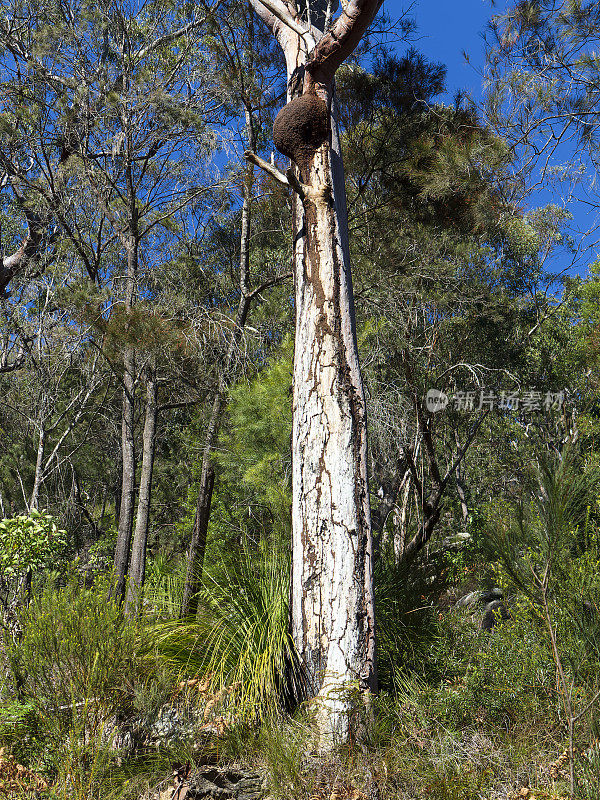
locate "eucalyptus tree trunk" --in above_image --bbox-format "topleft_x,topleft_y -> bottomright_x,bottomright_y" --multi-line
125,364 -> 158,616
112,237 -> 138,603
180,106 -> 256,618
29,423 -> 46,511
248,0 -> 380,744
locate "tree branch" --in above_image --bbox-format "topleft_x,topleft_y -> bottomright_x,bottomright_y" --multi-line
306,0 -> 383,86
244,150 -> 289,186
248,0 -> 313,46
0,197 -> 47,296
244,150 -> 310,198
246,269 -> 293,300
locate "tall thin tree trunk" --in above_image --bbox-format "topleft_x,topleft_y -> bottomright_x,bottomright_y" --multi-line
180,104 -> 256,617
29,423 -> 46,511
180,458 -> 215,616
22,423 -> 45,603
456,474 -> 469,523
112,237 -> 138,603
393,473 -> 412,564
125,365 -> 158,616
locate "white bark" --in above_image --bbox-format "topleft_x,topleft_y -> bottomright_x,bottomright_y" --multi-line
290,121 -> 374,743
249,0 -> 380,744
30,424 -> 46,511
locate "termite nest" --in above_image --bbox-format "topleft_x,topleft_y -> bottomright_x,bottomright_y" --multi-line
273,93 -> 328,167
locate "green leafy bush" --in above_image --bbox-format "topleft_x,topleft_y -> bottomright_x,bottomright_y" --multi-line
5,576 -> 143,714
0,511 -> 66,605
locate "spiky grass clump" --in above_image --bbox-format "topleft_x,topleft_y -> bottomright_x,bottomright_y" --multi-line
154,542 -> 303,724
143,553 -> 187,617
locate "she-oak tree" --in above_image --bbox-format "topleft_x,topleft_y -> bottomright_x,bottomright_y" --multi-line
246,0 -> 382,742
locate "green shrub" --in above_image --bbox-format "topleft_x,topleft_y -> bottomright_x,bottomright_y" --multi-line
5,576 -> 142,716
0,574 -> 162,794
374,555 -> 444,690
0,511 -> 66,607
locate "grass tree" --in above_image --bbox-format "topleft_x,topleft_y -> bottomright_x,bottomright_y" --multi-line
246,0 -> 381,743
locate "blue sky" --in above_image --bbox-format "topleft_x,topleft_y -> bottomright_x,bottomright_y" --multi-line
381,0 -> 596,278
385,0 -> 499,101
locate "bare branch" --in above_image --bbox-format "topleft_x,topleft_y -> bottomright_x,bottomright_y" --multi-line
244,150 -> 312,199
244,150 -> 290,187
0,207 -> 47,296
246,270 -> 293,300
254,0 -> 314,45
249,0 -> 313,43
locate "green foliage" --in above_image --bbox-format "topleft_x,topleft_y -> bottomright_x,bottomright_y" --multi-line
255,720 -> 314,799
217,344 -> 293,523
0,575 -> 170,797
155,541 -> 302,723
374,556 -> 444,690
0,511 -> 66,581
85,527 -> 118,574
4,575 -> 146,718
484,451 -> 600,639
0,699 -> 37,743
143,553 -> 186,617
481,450 -> 600,793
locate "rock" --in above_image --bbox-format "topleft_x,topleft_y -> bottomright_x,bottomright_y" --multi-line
481,599 -> 510,631
441,532 -> 472,548
456,588 -> 503,608
454,587 -> 510,630
184,767 -> 267,799
148,705 -> 195,745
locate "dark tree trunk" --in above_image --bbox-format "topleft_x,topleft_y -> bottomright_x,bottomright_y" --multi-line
125,366 -> 158,616
180,460 -> 215,617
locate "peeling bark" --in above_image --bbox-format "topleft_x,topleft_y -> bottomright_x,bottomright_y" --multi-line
290,101 -> 376,741
249,0 -> 381,744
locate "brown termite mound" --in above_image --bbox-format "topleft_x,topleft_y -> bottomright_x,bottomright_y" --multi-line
273,93 -> 328,170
